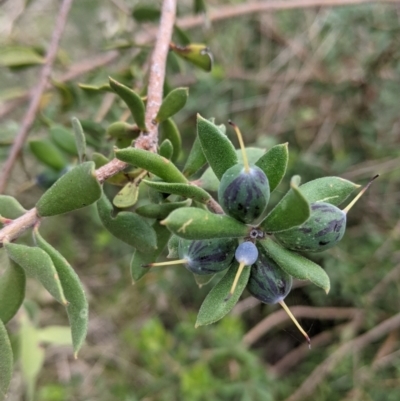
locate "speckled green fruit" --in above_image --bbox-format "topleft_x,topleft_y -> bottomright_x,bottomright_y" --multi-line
178,238 -> 237,275
218,164 -> 270,224
247,245 -> 292,304
275,202 -> 346,252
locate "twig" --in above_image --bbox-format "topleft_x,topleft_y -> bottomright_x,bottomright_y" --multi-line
0,0 -> 177,246
242,306 -> 361,346
0,0 -> 74,194
283,312 -> 400,401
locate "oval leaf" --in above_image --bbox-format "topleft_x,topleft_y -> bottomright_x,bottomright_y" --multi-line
161,207 -> 250,239
0,195 -> 27,219
5,243 -> 67,305
0,258 -> 26,324
261,176 -> 310,233
0,46 -> 44,68
155,87 -> 189,123
107,122 -> 139,140
195,262 -> 251,327
130,222 -> 171,283
50,125 -> 78,156
0,320 -> 13,401
136,199 -> 191,220
109,77 -> 146,131
143,180 -> 210,203
160,118 -> 182,162
300,177 -> 360,206
33,230 -> 88,357
78,83 -> 112,93
116,148 -> 187,184
29,139 -> 68,171
170,43 -> 213,72
197,114 -> 237,180
159,139 -> 174,160
113,182 -> 139,209
97,192 -> 157,252
255,143 -> 288,192
182,136 -> 207,178
36,161 -> 102,217
259,238 -> 330,294
71,117 -> 87,164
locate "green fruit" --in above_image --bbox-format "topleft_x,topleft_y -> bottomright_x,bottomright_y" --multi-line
218,164 -> 270,224
247,245 -> 292,304
275,202 -> 346,252
178,238 -> 236,275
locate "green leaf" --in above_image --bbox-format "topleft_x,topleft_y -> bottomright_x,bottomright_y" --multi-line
97,192 -> 157,252
197,114 -> 237,180
195,262 -> 251,326
159,139 -> 174,160
116,148 -> 187,184
0,46 -> 44,68
71,117 -> 87,164
300,177 -> 360,206
50,125 -> 78,156
259,238 -> 330,293
171,43 -> 213,72
33,230 -> 88,357
161,207 -> 250,240
0,195 -> 27,219
143,180 -> 211,203
173,25 -> 191,46
167,234 -> 180,258
113,181 -> 139,209
20,312 -> 45,400
0,320 -> 13,401
109,77 -> 146,131
261,176 -> 310,233
130,222 -> 171,283
132,4 -> 160,22
160,118 -> 182,162
182,136 -> 207,178
194,0 -> 207,13
155,87 -> 189,123
199,147 -> 265,191
5,243 -> 67,305
78,83 -> 112,93
136,199 -> 191,220
36,326 -> 72,346
107,122 -> 139,139
92,153 -> 129,186
29,139 -> 68,171
255,143 -> 288,192
0,258 -> 26,324
36,161 -> 101,217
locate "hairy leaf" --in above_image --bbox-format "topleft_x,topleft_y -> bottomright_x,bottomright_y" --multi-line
160,118 -> 182,162
136,199 -> 191,220
0,320 -> 13,401
159,139 -> 174,160
50,125 -> 78,156
0,195 -> 27,219
71,117 -> 87,164
29,139 -> 67,171
155,87 -> 189,123
182,136 -> 207,177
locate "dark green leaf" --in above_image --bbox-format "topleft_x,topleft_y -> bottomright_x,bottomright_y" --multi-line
159,139 -> 174,160
143,180 -> 211,203
0,258 -> 25,324
155,87 -> 189,123
132,4 -> 160,22
50,125 -> 78,156
171,43 -> 213,72
116,148 -> 187,184
197,114 -> 237,180
29,139 -> 68,171
255,143 -> 288,192
5,243 -> 67,305
109,77 -> 146,131
195,262 -> 251,326
160,118 -> 182,162
300,177 -> 360,206
182,136 -> 207,178
71,117 -> 87,164
161,207 -> 250,239
0,195 -> 27,219
107,122 -> 139,139
0,319 -> 13,400
136,199 -> 191,220
113,182 -> 139,209
36,161 -> 102,217
173,25 -> 191,46
130,222 -> 171,283
261,176 -> 310,233
97,192 -> 157,252
33,230 -> 89,357
194,0 -> 207,13
259,238 -> 330,293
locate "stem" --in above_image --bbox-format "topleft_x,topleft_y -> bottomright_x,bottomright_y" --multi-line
342,174 -> 379,214
143,259 -> 187,268
225,262 -> 246,301
229,121 -> 250,173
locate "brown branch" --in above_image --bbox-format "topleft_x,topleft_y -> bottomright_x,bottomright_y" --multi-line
0,0 -> 74,194
0,0 -> 177,246
283,312 -> 400,401
242,306 -> 361,347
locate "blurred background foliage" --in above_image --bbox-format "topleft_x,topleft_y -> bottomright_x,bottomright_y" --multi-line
1,0 -> 400,400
